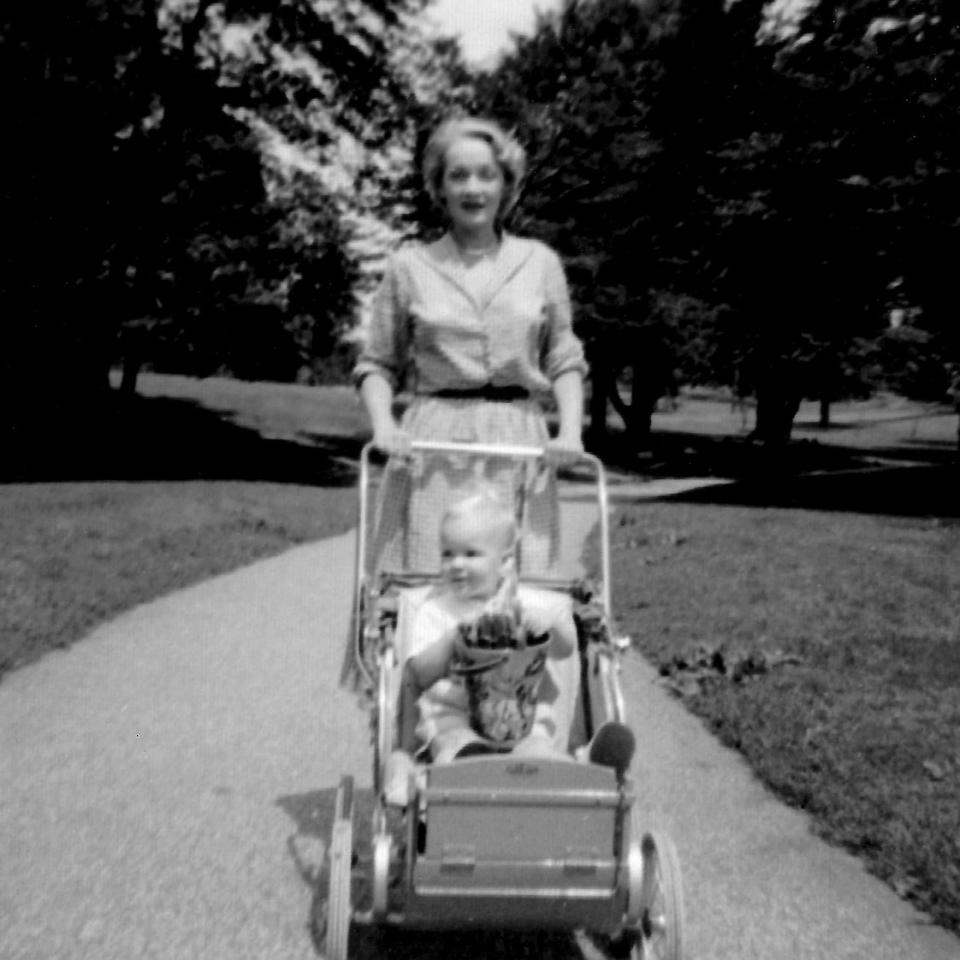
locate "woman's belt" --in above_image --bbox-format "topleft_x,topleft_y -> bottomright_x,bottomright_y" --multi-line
427,385 -> 530,402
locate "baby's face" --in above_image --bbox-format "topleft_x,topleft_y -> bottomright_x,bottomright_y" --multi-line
439,513 -> 511,602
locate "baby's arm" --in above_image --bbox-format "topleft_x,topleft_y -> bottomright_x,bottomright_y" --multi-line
396,630 -> 457,755
407,629 -> 457,689
547,605 -> 577,660
522,591 -> 577,660
522,591 -> 580,755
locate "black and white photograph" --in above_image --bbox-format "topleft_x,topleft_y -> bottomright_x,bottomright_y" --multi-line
2,1 -> 959,958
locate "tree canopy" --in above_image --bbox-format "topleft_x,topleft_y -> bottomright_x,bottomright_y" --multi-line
3,0 -> 957,452
475,0 -> 960,442
1,0 -> 463,429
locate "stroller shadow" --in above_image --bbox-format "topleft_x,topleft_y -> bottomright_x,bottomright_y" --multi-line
276,788 -> 588,959
2,390 -> 366,485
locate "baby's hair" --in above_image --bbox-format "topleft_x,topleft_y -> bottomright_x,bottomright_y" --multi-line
440,485 -> 518,553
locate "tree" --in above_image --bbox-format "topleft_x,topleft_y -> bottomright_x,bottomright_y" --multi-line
476,0 -> 777,446
125,0 -> 447,385
0,0 -> 442,437
473,0 -> 668,445
781,0 -> 960,372
477,0 -> 960,449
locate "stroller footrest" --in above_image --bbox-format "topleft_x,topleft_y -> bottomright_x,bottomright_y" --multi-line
414,858 -> 618,894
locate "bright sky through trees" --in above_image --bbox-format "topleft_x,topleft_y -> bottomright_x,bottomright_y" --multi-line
428,1 -> 816,65
426,0 -> 565,65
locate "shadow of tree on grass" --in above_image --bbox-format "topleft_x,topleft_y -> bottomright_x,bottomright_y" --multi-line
671,461 -> 960,519
2,391 -> 367,485
6,390 -> 954,520
587,426 -> 959,520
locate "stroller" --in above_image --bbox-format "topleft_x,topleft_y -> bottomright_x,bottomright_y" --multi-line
321,440 -> 685,959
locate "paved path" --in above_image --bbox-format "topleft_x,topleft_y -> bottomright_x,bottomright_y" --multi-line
2,493 -> 959,960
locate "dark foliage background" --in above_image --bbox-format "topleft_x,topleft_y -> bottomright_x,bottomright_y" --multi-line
2,0 -> 958,457
474,0 -> 960,444
0,0 -> 458,442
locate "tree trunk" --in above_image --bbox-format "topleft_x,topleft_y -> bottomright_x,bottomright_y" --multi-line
586,342 -> 611,445
118,325 -> 148,396
819,396 -> 831,428
585,330 -> 667,452
753,379 -> 800,445
628,368 -> 655,447
120,357 -> 142,396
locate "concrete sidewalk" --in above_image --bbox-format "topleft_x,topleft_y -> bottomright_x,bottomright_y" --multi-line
1,506 -> 958,960
561,469 -> 735,505
0,532 -> 368,960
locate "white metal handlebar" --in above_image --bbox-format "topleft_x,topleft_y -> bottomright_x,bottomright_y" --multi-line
407,439 -> 547,458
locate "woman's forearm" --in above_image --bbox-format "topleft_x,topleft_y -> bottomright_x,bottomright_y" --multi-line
552,370 -> 584,444
360,372 -> 398,436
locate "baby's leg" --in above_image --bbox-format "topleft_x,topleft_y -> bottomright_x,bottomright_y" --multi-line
528,651 -> 581,756
510,726 -> 573,761
384,749 -> 418,807
417,678 -> 474,763
431,725 -> 485,764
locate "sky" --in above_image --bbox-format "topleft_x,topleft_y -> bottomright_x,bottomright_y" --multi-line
427,0 -> 818,65
426,0 -> 565,66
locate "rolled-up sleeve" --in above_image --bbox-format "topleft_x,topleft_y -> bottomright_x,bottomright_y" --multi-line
541,250 -> 588,381
353,254 -> 410,391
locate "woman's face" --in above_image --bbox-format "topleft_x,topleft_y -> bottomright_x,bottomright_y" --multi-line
440,136 -> 506,235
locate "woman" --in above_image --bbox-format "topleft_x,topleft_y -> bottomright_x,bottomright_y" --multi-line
356,116 -> 587,579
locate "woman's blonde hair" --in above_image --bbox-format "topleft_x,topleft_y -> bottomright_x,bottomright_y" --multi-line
421,116 -> 527,217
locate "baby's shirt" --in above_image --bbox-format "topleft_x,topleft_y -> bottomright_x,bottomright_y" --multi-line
395,583 -> 578,754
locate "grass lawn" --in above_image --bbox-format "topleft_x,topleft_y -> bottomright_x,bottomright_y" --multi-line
652,388 -> 959,452
0,481 -> 356,675
610,499 -> 960,933
1,371 -> 369,675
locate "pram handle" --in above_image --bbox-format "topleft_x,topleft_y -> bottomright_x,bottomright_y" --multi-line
408,440 -> 549,458
360,439 -> 605,468
354,440 -> 611,621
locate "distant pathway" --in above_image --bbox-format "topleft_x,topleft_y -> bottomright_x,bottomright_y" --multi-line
2,490 -> 959,960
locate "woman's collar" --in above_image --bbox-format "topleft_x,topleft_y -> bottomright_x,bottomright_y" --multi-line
436,230 -> 515,260
417,232 -> 533,310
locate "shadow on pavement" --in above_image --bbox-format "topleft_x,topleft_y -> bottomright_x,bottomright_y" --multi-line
276,787 -> 585,960
2,391 -> 365,486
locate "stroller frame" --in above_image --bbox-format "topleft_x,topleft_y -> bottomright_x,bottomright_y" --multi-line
322,441 -> 685,960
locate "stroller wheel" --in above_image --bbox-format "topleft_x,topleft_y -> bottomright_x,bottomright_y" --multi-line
326,775 -> 354,960
637,828 -> 684,960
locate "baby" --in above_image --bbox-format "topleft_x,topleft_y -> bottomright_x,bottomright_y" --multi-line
393,487 -> 579,769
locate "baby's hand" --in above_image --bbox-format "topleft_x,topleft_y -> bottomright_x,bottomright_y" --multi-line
517,601 -> 557,650
451,630 -> 509,674
473,612 -> 518,649
520,606 -> 552,639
